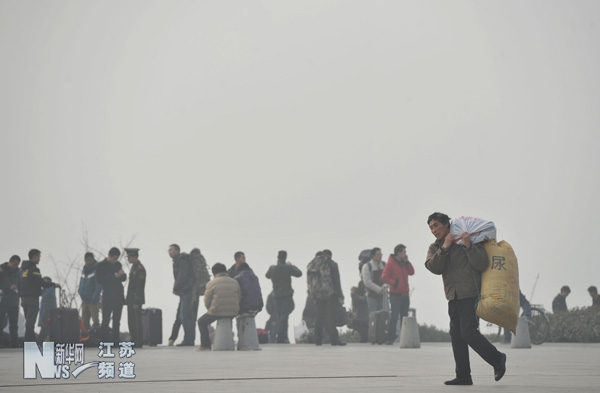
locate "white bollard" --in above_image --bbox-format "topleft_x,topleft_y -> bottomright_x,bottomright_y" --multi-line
237,316 -> 261,351
511,316 -> 531,349
213,318 -> 235,351
399,316 -> 420,348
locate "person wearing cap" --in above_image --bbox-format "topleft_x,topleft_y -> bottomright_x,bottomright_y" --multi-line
0,255 -> 21,347
18,249 -> 60,342
552,285 -> 571,313
78,252 -> 102,331
588,286 -> 600,307
96,247 -> 126,344
265,250 -> 302,344
125,248 -> 146,348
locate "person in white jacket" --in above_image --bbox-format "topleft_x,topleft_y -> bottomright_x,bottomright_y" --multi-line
360,248 -> 387,315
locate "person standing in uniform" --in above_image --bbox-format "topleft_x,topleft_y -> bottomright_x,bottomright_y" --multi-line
125,248 -> 146,348
96,247 -> 126,344
425,212 -> 506,385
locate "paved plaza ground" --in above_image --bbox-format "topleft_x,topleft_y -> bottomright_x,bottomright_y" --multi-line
0,341 -> 598,392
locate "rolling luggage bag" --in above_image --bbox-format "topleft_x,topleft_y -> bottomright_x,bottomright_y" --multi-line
50,289 -> 80,343
368,310 -> 389,344
142,308 -> 162,346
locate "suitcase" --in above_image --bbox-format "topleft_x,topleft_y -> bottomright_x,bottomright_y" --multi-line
368,310 -> 389,345
142,308 -> 162,346
50,289 -> 80,343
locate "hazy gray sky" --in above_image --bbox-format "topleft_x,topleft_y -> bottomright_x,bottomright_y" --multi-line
2,0 -> 599,338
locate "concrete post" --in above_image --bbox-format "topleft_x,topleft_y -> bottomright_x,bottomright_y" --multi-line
213,318 -> 235,351
399,316 -> 420,348
237,316 -> 261,351
511,316 -> 532,349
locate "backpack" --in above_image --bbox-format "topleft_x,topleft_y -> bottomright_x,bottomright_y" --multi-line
306,255 -> 335,301
190,248 -> 211,297
358,249 -> 372,275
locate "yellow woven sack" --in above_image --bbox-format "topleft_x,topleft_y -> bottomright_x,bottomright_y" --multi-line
476,240 -> 520,334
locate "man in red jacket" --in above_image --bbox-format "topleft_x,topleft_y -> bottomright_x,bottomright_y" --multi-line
381,244 -> 414,345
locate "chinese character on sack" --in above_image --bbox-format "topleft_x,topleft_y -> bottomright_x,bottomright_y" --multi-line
98,342 -> 115,358
119,362 -> 136,379
65,343 -> 75,365
74,343 -> 85,365
98,362 -> 115,379
119,342 -> 136,358
491,256 -> 507,271
55,343 -> 65,365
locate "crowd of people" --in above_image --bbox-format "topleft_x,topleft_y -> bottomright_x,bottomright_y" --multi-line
1,211 -> 599,385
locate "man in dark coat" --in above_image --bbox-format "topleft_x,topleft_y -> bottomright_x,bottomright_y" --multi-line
125,248 -> 146,348
235,262 -> 263,315
552,285 -> 570,313
425,212 -> 506,385
169,244 -> 195,346
0,255 -> 21,347
18,249 -> 60,342
266,250 -> 302,343
96,247 -> 126,344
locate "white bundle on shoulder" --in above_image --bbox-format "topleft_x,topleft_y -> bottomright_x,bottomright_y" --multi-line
450,216 -> 496,245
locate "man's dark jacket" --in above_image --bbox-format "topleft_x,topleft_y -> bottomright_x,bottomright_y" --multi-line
265,260 -> 302,298
18,260 -> 54,298
96,259 -> 126,306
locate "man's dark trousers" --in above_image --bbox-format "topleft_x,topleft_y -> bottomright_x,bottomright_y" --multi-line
314,296 -> 340,345
448,296 -> 503,378
101,302 -> 123,344
197,313 -> 219,348
275,296 -> 294,343
0,303 -> 19,346
388,293 -> 410,341
128,305 -> 143,347
21,297 -> 39,342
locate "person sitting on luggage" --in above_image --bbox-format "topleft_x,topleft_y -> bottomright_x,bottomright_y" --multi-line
350,283 -> 369,343
196,263 -> 241,351
361,248 -> 386,315
18,249 -> 60,343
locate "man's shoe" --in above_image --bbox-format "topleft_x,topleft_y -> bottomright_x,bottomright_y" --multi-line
195,346 -> 211,351
444,377 -> 473,385
494,353 -> 507,381
176,342 -> 194,347
332,341 -> 347,346
168,339 -> 174,347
